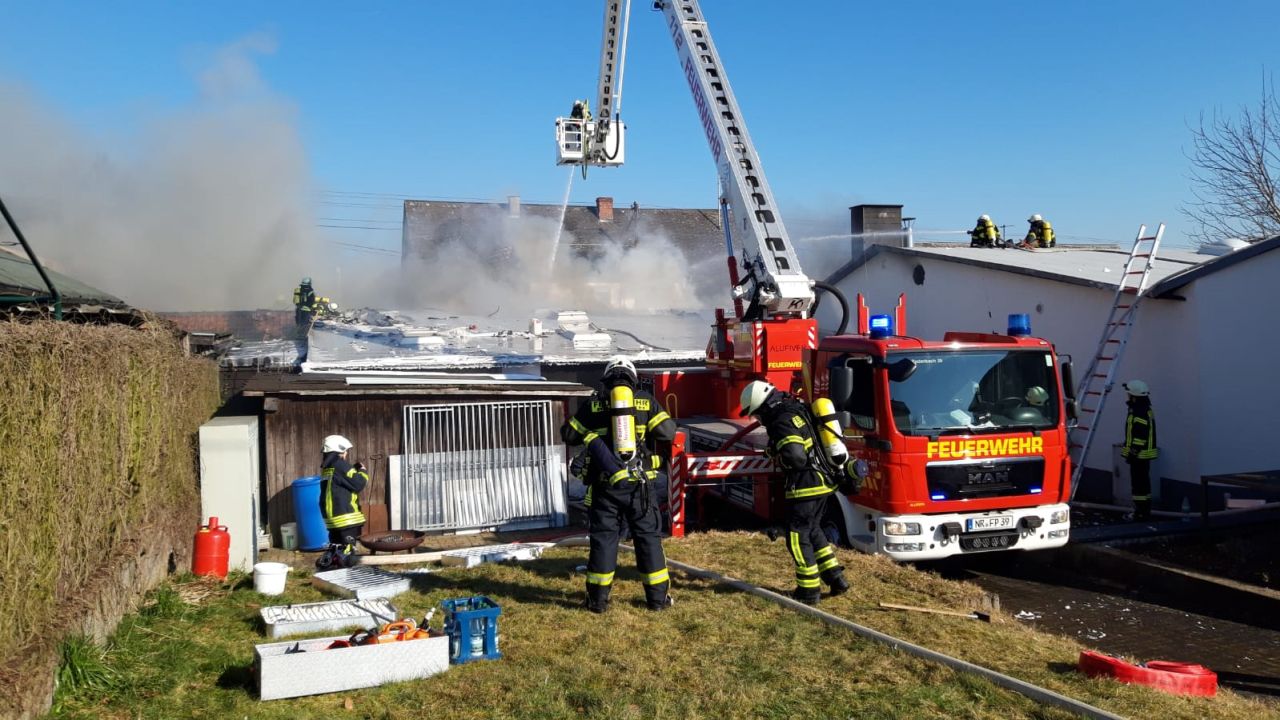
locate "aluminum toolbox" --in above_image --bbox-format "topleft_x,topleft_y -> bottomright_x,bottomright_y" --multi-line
254,632 -> 449,700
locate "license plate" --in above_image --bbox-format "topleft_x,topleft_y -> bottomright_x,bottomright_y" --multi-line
966,515 -> 1015,532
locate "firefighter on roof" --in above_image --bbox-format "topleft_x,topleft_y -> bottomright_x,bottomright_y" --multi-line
318,434 -> 369,568
969,214 -> 1001,248
561,356 -> 676,613
740,380 -> 853,605
1120,380 -> 1158,521
293,277 -> 317,329
1022,214 -> 1056,248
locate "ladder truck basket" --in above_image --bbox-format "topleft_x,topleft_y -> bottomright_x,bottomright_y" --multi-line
555,118 -> 589,164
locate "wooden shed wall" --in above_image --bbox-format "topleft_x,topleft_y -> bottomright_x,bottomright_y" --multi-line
263,395 -> 569,537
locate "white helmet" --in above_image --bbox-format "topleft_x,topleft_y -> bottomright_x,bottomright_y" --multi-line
739,380 -> 777,417
1028,213 -> 1042,223
979,214 -> 991,222
601,355 -> 638,385
1025,386 -> 1048,406
322,434 -> 353,453
1123,379 -> 1150,397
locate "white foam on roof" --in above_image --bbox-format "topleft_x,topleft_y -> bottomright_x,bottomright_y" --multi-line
300,308 -> 710,373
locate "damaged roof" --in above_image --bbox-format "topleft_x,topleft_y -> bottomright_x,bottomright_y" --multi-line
294,308 -> 711,374
0,247 -> 135,316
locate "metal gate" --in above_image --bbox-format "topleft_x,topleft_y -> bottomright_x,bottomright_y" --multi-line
400,400 -> 566,532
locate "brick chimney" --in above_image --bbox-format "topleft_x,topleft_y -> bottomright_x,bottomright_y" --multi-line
596,196 -> 614,223
507,195 -> 520,217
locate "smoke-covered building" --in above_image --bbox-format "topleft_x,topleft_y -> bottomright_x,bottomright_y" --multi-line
402,195 -> 723,267
399,195 -> 728,313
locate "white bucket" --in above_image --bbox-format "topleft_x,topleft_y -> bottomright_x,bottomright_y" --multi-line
254,562 -> 290,596
279,523 -> 298,551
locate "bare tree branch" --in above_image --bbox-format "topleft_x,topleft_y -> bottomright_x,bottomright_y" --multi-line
1182,72 -> 1280,246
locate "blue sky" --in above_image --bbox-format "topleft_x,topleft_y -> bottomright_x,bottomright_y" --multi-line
2,0 -> 1278,260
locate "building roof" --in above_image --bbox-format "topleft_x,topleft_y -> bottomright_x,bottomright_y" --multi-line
825,242 -> 1213,295
0,247 -> 133,315
241,371 -> 593,398
402,198 -> 723,265
292,308 -> 711,373
1147,234 -> 1280,298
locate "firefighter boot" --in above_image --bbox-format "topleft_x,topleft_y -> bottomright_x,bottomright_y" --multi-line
1134,498 -> 1152,521
791,586 -> 822,606
645,581 -> 674,611
823,568 -> 851,597
585,583 -> 611,614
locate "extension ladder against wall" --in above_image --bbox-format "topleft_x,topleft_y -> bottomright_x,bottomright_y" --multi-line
1068,223 -> 1165,498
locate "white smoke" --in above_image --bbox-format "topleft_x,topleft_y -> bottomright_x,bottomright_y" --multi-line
0,33 -> 322,311
393,207 -> 724,315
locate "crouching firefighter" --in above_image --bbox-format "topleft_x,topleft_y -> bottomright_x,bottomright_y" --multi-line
740,380 -> 855,605
561,356 -> 676,613
318,434 -> 369,569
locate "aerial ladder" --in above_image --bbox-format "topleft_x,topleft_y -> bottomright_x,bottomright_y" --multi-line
555,0 -> 818,327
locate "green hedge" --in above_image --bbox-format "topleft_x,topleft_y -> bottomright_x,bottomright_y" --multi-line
0,320 -> 218,656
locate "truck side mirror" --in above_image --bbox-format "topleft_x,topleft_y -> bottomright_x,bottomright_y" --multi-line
1066,398 -> 1079,422
1060,359 -> 1076,402
829,366 -> 854,407
888,358 -> 918,383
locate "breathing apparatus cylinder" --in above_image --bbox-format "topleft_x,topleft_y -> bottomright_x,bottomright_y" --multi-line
811,397 -> 849,467
610,385 -> 637,462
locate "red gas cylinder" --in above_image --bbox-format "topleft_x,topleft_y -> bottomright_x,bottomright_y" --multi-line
192,516 -> 230,579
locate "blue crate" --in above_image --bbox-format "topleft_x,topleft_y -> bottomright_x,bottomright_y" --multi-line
442,596 -> 502,663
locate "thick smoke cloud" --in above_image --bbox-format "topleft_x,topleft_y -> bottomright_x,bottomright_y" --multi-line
0,34 -> 321,311
393,207 -> 724,315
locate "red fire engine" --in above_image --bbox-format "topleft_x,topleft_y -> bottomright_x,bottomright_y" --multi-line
558,0 -> 1078,559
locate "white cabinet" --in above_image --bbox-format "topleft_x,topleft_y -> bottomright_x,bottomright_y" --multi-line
198,416 -> 261,571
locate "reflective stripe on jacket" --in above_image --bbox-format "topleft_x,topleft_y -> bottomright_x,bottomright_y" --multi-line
320,452 -> 368,528
1122,408 -> 1158,460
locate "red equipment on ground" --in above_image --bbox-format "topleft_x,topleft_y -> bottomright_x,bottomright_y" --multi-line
192,516 -> 230,579
1078,650 -> 1218,696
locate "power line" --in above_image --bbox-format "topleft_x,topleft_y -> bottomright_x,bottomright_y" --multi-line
326,239 -> 400,255
317,223 -> 402,231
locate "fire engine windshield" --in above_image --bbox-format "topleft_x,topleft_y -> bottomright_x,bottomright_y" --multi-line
887,350 -> 1059,436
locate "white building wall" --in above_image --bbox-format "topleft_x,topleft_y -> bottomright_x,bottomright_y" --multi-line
824,250 -> 1201,485
1189,249 -> 1280,475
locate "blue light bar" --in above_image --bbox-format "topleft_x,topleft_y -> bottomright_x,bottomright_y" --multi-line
869,314 -> 894,339
1029,487 -> 1043,494
1007,313 -> 1032,336
930,493 -> 946,501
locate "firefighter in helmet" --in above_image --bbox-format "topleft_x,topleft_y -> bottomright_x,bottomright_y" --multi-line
1022,214 -> 1056,248
294,277 -> 317,329
740,380 -> 854,605
561,356 -> 676,613
318,434 -> 368,568
1121,380 -> 1158,520
969,214 -> 1001,248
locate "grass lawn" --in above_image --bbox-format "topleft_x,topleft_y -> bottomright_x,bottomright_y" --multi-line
47,532 -> 1272,719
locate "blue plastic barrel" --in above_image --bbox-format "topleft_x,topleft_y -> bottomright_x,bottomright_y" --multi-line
291,476 -> 329,551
